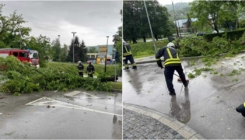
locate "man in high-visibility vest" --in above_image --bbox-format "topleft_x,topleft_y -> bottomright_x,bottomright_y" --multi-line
155,42 -> 188,96
123,41 -> 137,70
236,102 -> 245,117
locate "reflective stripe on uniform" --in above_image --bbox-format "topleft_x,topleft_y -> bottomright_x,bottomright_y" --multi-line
123,46 -> 132,56
133,63 -> 136,66
123,52 -> 132,56
156,58 -> 161,61
244,102 -> 245,107
164,48 -> 181,66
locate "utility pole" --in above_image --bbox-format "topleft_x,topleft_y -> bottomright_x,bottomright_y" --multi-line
104,36 -> 109,73
144,0 -> 157,53
172,0 -> 179,37
71,32 -> 76,65
19,28 -> 22,49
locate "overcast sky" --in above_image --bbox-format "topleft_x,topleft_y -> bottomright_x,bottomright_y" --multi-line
1,1 -> 122,47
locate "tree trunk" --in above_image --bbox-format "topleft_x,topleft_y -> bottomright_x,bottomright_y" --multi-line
154,34 -> 158,41
143,36 -> 146,42
132,38 -> 137,43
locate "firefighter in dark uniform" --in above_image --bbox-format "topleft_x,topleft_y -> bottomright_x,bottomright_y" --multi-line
123,41 -> 137,70
87,61 -> 95,78
155,42 -> 188,96
236,102 -> 245,117
77,61 -> 84,77
115,49 -> 120,63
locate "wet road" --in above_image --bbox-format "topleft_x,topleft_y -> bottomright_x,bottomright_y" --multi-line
0,90 -> 122,139
123,53 -> 245,139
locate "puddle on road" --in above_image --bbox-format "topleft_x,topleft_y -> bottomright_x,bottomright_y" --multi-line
124,54 -> 245,123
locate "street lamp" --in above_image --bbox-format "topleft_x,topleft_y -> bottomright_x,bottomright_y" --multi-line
71,32 -> 76,65
19,28 -> 22,49
143,0 -> 157,53
104,36 -> 109,73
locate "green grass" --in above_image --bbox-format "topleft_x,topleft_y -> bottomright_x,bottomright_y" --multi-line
109,82 -> 122,90
130,40 -> 169,58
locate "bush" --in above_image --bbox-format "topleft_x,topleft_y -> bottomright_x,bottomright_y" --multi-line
0,56 -> 113,94
178,34 -> 245,58
204,29 -> 245,41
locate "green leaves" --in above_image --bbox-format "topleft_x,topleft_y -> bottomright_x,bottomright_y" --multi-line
0,57 -> 113,94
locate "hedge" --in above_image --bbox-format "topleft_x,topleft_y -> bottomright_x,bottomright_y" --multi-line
204,29 -> 245,41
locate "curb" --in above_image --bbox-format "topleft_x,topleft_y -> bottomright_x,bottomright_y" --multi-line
123,103 -> 206,139
111,89 -> 122,93
134,51 -> 245,65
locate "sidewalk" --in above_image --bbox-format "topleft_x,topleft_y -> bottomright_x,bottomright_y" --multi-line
123,104 -> 205,139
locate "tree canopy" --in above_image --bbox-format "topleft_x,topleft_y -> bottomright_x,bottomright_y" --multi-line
123,0 -> 173,43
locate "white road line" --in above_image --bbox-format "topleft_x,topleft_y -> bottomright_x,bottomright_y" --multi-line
64,91 -> 81,97
82,92 -> 99,98
26,97 -> 122,116
25,97 -> 46,105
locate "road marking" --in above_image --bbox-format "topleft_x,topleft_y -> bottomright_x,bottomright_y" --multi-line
26,97 -> 122,117
64,91 -> 81,97
64,91 -> 99,99
0,113 -> 2,115
81,92 -> 99,98
25,97 -> 47,105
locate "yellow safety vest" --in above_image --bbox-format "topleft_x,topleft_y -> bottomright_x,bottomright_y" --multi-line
123,45 -> 132,56
164,48 -> 181,66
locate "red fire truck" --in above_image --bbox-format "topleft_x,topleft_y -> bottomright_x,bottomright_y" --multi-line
0,48 -> 40,68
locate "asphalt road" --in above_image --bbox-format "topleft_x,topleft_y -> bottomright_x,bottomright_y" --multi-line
123,53 -> 245,139
0,90 -> 122,139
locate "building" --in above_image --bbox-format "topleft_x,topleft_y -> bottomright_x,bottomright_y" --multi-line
86,44 -> 115,64
174,18 -> 198,33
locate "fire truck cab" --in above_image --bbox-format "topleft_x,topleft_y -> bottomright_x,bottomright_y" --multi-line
0,48 -> 40,68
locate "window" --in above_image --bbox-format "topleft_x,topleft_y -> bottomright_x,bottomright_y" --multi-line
13,52 -> 18,57
30,53 -> 39,59
19,52 -> 28,58
86,55 -> 90,58
91,55 -> 95,58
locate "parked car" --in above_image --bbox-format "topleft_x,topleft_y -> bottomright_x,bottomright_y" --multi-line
212,30 -> 224,33
196,32 -> 206,36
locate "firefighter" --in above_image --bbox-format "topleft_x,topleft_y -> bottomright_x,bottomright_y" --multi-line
155,42 -> 188,96
123,41 -> 137,70
87,61 -> 95,78
77,61 -> 84,77
236,102 -> 245,117
115,49 -> 120,63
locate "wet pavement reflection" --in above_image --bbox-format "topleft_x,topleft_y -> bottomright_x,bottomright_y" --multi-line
123,53 -> 245,138
170,89 -> 190,123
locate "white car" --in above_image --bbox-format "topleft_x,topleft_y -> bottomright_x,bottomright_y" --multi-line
212,30 -> 224,33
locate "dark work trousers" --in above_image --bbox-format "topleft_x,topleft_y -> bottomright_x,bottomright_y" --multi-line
88,74 -> 93,78
124,55 -> 136,67
164,65 -> 188,93
79,72 -> 83,77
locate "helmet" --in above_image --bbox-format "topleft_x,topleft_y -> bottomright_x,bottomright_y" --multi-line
123,39 -> 127,45
88,61 -> 91,64
78,61 -> 81,64
167,42 -> 175,48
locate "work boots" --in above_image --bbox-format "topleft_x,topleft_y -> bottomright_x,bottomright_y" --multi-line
169,92 -> 176,96
132,66 -> 137,69
124,67 -> 129,70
